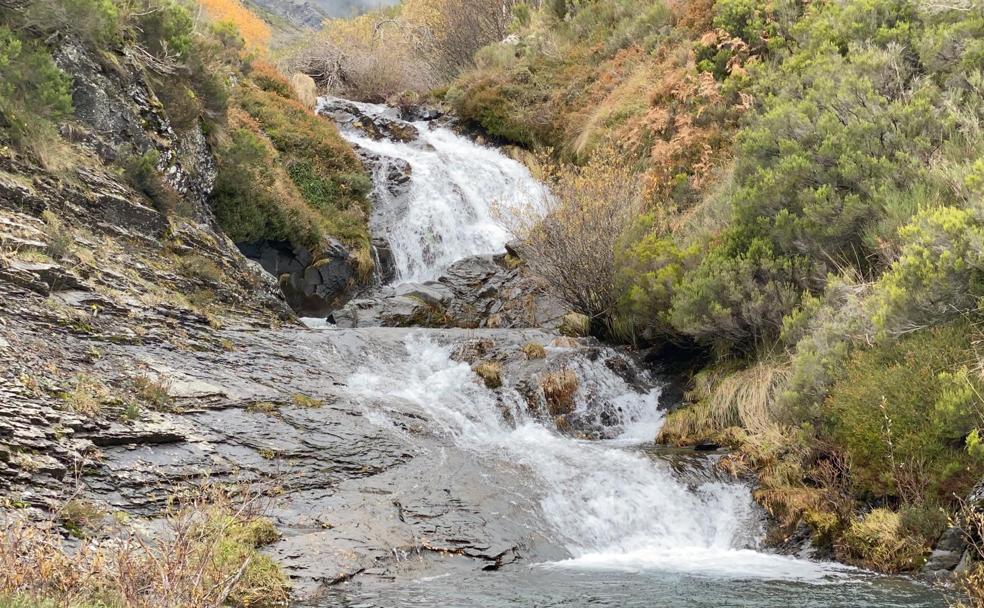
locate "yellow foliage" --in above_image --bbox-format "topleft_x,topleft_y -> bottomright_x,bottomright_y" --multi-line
197,0 -> 270,53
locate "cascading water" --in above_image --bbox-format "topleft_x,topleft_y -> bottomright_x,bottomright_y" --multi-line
321,98 -> 545,283
344,335 -> 841,581
308,101 -> 945,606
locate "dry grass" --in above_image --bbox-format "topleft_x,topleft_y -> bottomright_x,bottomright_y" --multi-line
521,342 -> 547,360
39,210 -> 73,261
472,361 -> 503,389
133,374 -> 171,409
836,508 -> 927,573
0,486 -> 288,608
658,361 -> 789,444
541,369 -> 578,417
290,394 -> 323,408
61,374 -> 108,417
955,501 -> 984,607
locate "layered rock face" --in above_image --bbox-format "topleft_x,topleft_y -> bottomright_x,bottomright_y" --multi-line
334,253 -> 567,330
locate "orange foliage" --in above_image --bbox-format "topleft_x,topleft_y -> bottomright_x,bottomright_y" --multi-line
197,0 -> 270,53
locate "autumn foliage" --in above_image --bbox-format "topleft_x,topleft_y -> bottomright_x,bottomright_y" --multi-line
197,0 -> 270,53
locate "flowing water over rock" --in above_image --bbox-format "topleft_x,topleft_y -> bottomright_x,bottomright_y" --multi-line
319,98 -> 545,283
294,101 -> 948,606
51,100 -> 944,607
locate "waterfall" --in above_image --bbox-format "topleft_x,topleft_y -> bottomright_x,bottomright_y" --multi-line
321,98 -> 546,283
344,335 -> 845,581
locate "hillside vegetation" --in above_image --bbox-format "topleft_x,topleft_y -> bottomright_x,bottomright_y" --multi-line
1,0 -> 371,267
440,0 -> 984,577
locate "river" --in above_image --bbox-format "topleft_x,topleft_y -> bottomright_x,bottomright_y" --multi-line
295,100 -> 949,607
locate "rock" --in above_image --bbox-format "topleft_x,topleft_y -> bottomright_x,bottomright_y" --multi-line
371,238 -> 397,285
357,148 -> 412,199
318,98 -> 419,143
240,239 -> 357,317
7,261 -> 87,292
398,104 -> 444,122
55,42 -> 216,223
923,526 -> 967,578
333,254 -> 566,330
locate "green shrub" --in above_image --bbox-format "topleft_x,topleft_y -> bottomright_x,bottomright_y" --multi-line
871,206 -> 984,335
822,321 -> 982,502
135,0 -> 194,59
222,79 -> 372,253
211,126 -> 324,248
22,0 -> 121,48
0,27 -> 72,147
837,508 -> 928,573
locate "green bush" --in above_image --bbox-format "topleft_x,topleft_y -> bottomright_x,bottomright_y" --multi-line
22,0 -> 121,48
837,508 -> 928,573
822,321 -> 982,502
135,0 -> 194,59
211,127 -> 323,249
0,27 -> 72,146
871,206 -> 984,335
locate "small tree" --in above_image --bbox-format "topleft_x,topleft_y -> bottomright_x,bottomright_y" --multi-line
503,149 -> 643,327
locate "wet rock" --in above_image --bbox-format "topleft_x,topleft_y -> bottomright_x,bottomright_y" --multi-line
358,149 -> 413,198
319,98 -> 419,143
335,254 -> 566,330
923,526 -> 967,578
240,239 -> 357,317
371,238 -> 397,285
398,104 -> 444,122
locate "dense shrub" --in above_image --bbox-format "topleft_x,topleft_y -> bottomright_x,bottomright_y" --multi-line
0,27 -> 72,147
822,321 -> 982,503
228,80 -> 371,250
21,0 -> 121,48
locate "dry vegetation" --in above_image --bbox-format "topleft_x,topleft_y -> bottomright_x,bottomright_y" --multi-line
472,361 -> 503,389
541,369 -> 578,417
282,0 -> 520,101
0,486 -> 288,608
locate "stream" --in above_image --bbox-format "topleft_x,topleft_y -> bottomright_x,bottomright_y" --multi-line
294,100 -> 949,606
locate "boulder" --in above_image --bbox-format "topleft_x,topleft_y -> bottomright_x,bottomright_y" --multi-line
318,98 -> 419,143
333,254 -> 566,330
240,239 -> 357,317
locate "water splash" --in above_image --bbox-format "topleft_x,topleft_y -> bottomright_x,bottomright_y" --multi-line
344,335 -> 850,581
323,99 -> 545,283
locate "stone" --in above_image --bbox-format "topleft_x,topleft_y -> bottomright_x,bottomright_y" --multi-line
318,98 -> 419,143
241,239 -> 358,317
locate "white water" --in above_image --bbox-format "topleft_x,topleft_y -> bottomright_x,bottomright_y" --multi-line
346,336 -> 850,582
322,99 -> 545,283
318,100 -> 856,585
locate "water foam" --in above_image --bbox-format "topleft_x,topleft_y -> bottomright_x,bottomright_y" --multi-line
324,100 -> 546,283
344,336 -> 849,582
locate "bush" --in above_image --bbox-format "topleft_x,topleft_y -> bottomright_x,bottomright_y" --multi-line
135,0 -> 194,60
541,369 -> 578,416
473,361 -> 503,389
521,342 -> 546,359
837,508 -> 928,573
871,206 -> 984,335
22,0 -> 121,48
221,78 -> 372,254
503,149 -> 643,327
0,487 -> 289,608
0,27 -> 72,148
822,321 -> 982,503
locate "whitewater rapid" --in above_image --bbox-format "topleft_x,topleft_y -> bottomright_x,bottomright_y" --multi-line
313,100 -> 860,585
322,99 -> 544,283
344,335 -> 849,581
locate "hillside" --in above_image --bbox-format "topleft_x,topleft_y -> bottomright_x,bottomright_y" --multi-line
0,0 -> 982,606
